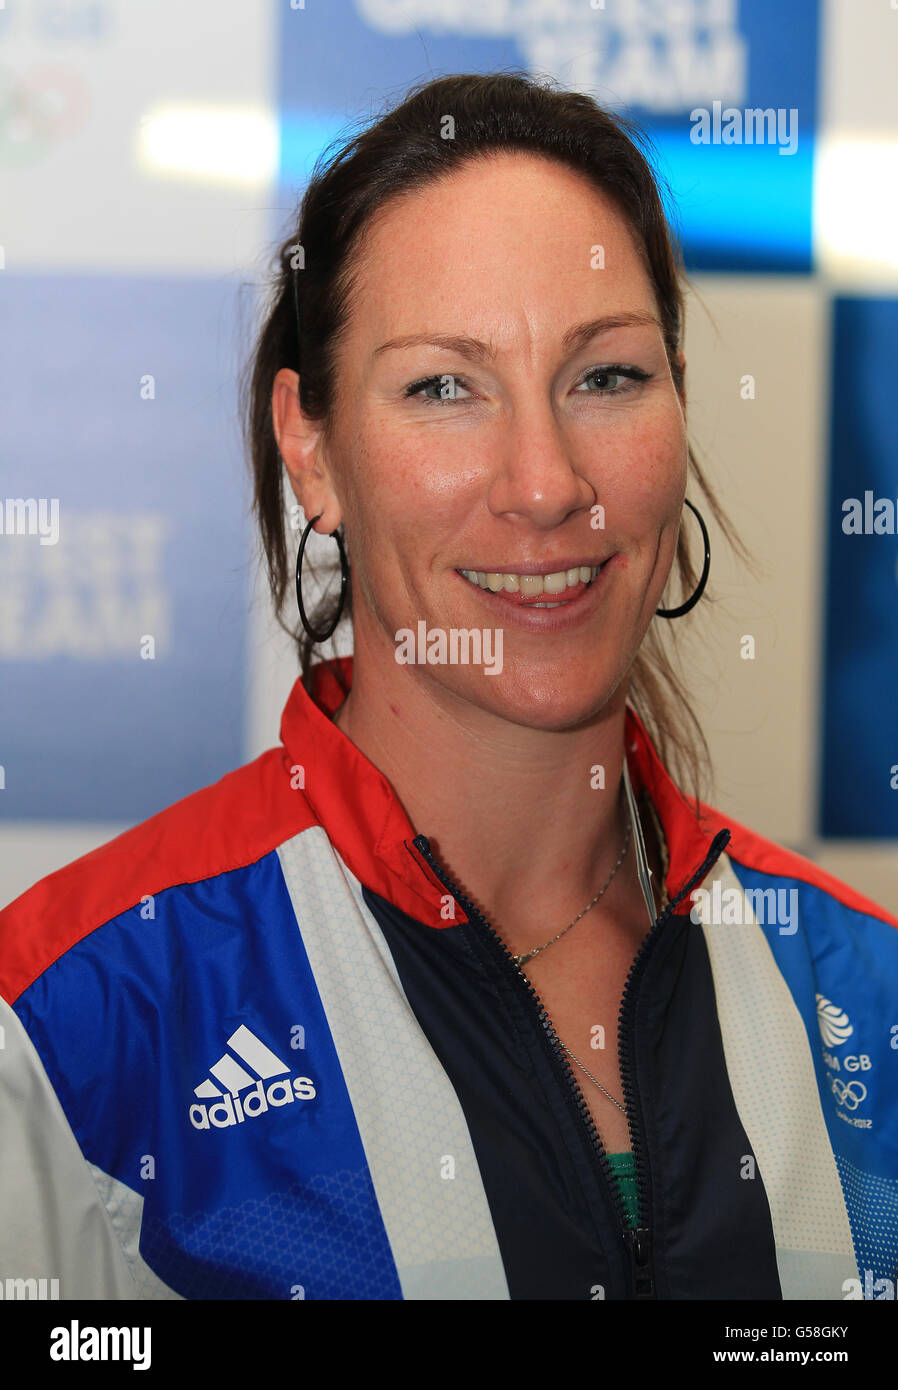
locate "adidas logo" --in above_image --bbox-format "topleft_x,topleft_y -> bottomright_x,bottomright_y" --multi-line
189,1024 -> 316,1131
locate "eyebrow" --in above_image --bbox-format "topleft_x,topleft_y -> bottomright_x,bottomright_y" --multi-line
372,312 -> 662,363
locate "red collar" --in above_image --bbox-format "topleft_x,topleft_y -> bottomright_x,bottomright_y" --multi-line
280,655 -> 723,927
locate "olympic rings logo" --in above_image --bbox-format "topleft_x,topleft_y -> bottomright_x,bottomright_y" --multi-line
830,1077 -> 867,1110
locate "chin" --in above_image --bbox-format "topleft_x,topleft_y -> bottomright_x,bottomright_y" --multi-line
449,663 -> 623,732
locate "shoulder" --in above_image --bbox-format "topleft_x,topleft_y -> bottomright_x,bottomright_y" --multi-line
627,703 -> 897,933
694,797 -> 898,933
0,744 -> 315,1005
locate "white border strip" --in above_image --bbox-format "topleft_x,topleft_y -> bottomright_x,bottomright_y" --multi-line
277,826 -> 509,1300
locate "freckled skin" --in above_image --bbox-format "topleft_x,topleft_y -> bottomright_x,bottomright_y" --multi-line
272,154 -> 686,734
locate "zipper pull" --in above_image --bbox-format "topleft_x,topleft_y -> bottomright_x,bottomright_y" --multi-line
624,1226 -> 655,1299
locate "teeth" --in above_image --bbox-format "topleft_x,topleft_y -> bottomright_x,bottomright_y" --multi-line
459,565 -> 599,597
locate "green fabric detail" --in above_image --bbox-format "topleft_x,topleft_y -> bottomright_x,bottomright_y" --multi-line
605,1150 -> 639,1228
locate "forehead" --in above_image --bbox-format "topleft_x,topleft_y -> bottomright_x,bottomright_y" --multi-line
347,153 -> 656,336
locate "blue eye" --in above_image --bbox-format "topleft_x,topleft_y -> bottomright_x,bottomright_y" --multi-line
403,373 -> 471,405
576,365 -> 652,395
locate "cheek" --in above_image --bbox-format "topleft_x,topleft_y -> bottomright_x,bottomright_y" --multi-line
340,431 -> 461,607
351,424 -> 480,566
600,403 -> 687,525
353,419 -> 470,512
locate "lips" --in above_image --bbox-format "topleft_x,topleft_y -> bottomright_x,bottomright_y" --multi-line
498,577 -> 592,606
453,560 -> 613,633
456,567 -> 603,605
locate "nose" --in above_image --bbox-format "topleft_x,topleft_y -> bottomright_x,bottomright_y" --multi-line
485,402 -> 596,529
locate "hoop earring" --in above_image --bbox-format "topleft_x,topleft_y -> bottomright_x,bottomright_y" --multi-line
656,498 -> 710,619
295,512 -> 349,642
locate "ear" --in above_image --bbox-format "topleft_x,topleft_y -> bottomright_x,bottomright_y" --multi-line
271,367 -> 342,533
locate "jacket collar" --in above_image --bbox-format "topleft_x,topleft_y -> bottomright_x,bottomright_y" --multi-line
280,655 -> 727,928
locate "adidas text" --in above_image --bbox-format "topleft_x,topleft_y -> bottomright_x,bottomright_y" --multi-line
189,1076 -> 316,1130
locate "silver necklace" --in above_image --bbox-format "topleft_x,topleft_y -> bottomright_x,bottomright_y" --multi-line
510,817 -> 633,1115
511,818 -> 632,967
560,1042 -> 628,1116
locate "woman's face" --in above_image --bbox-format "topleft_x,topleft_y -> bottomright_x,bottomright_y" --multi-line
293,152 -> 687,729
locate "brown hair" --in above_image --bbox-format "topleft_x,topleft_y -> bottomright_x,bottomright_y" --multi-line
240,69 -> 751,810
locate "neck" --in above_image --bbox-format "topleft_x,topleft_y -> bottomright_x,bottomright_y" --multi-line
330,645 -> 653,939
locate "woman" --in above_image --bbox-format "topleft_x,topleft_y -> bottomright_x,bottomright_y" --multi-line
1,72 -> 896,1302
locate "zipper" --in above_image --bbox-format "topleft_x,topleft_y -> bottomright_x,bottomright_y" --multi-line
407,824 -> 730,1300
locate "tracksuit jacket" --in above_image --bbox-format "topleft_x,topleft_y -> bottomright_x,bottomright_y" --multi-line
1,654 -> 897,1301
